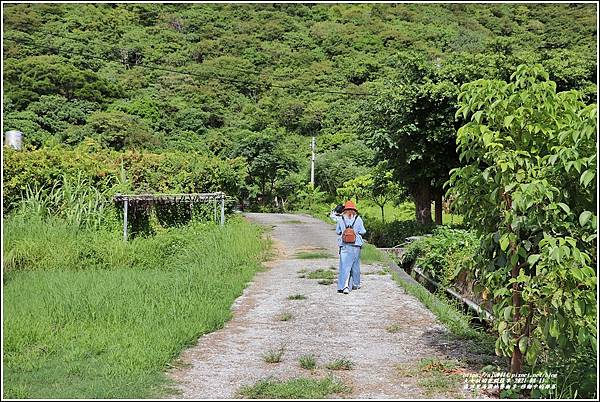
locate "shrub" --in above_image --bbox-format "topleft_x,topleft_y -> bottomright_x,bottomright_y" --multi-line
2,147 -> 248,213
400,227 -> 479,287
364,219 -> 436,247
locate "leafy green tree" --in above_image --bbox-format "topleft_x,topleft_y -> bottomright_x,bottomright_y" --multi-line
4,55 -> 120,109
446,64 -> 596,374
358,63 -> 460,225
2,110 -> 52,149
294,183 -> 327,210
274,171 -> 305,211
86,111 -> 160,151
314,140 -> 374,196
232,128 -> 301,207
370,161 -> 404,223
335,162 -> 403,222
22,95 -> 100,145
336,175 -> 371,204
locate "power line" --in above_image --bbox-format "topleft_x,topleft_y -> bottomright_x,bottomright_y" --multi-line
43,30 -> 304,80
5,35 -> 377,97
43,30 -> 373,94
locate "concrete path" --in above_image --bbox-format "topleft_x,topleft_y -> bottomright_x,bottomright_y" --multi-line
168,213 -> 493,399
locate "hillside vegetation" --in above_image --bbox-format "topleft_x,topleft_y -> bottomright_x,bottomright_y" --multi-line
3,3 -> 596,212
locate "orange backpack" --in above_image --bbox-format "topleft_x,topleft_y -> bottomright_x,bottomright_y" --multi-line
342,216 -> 357,243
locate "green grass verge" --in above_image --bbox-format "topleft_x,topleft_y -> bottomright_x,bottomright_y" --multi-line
3,215 -> 269,399
389,270 -> 493,346
238,376 -> 351,399
360,243 -> 386,264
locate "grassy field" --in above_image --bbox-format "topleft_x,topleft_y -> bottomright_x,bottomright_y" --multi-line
3,215 -> 269,399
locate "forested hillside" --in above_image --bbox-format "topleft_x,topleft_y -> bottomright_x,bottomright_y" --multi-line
3,3 -> 597,211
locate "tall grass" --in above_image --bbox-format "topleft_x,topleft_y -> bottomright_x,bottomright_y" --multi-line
3,213 -> 269,398
16,173 -> 118,230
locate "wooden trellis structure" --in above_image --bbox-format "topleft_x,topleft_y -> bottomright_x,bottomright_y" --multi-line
113,192 -> 226,241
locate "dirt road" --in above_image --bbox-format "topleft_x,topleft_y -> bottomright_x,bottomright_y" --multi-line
168,213 -> 492,399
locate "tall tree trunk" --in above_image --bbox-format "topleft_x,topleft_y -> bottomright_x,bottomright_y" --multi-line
434,192 -> 443,225
413,182 -> 433,224
380,204 -> 385,223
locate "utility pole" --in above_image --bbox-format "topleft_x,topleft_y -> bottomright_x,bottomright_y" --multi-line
310,136 -> 315,187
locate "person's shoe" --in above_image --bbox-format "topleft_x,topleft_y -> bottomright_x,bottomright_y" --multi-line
352,284 -> 361,290
337,289 -> 343,293
343,287 -> 349,294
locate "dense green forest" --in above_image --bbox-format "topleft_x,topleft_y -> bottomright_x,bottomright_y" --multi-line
3,3 -> 597,216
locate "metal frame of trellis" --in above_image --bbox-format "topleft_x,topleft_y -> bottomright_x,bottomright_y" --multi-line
113,192 -> 226,241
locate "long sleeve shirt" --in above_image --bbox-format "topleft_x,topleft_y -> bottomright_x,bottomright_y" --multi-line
336,215 -> 367,247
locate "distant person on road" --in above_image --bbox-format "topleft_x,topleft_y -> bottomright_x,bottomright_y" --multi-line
336,200 -> 366,294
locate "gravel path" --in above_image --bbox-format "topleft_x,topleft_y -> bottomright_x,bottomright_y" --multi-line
168,213 -> 492,399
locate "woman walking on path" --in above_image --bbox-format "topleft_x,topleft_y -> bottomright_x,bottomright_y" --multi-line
336,200 -> 366,294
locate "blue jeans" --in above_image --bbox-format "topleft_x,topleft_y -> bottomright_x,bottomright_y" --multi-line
338,245 -> 361,291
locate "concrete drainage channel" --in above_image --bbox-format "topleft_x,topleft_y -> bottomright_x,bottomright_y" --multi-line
378,243 -> 495,329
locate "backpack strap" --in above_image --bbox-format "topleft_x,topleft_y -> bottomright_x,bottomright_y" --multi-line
342,216 -> 358,228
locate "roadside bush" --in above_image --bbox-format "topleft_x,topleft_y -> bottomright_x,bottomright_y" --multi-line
364,219 -> 436,247
400,227 -> 479,287
2,146 -> 248,213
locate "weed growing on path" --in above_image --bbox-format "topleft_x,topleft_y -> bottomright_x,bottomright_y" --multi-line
386,323 -> 402,333
306,269 -> 336,280
417,358 -> 464,396
278,312 -> 293,321
287,294 -> 307,300
295,250 -> 331,259
238,376 -> 351,399
263,347 -> 285,363
299,354 -> 317,370
318,279 -> 334,285
326,358 -> 354,370
395,358 -> 464,397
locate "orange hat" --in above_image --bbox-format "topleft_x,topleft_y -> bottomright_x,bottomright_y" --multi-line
342,200 -> 357,212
